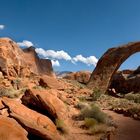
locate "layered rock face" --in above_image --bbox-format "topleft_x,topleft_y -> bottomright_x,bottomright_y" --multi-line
0,38 -> 54,77
110,67 -> 140,93
64,71 -> 91,84
87,42 -> 140,93
23,47 -> 54,76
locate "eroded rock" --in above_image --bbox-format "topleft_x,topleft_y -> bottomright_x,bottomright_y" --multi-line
88,42 -> 140,93
2,97 -> 61,140
64,71 -> 91,84
22,88 -> 67,121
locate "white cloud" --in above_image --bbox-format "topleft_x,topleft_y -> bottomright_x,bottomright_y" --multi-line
0,25 -> 5,30
35,48 -> 46,56
51,60 -> 60,67
35,48 -> 71,61
17,40 -> 34,48
72,55 -> 98,66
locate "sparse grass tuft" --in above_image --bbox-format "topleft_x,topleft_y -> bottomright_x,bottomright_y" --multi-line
55,119 -> 68,134
32,85 -> 48,90
0,87 -> 23,98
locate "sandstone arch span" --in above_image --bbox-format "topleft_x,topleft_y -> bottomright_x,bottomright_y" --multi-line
87,42 -> 140,93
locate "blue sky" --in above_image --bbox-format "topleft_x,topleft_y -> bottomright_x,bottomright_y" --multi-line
0,0 -> 140,71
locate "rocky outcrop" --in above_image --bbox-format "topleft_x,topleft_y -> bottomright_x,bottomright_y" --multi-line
0,38 -> 54,78
22,89 -> 67,120
0,116 -> 28,140
23,47 -> 54,77
87,42 -> 140,93
110,67 -> 140,93
2,97 -> 61,140
0,38 -> 30,77
64,71 -> 91,84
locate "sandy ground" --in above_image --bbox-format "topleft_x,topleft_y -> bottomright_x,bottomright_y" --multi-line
104,110 -> 140,140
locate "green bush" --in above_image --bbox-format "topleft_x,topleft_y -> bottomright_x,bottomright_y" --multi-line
84,118 -> 98,128
80,104 -> 107,123
125,93 -> 140,103
89,124 -> 107,134
91,88 -> 102,101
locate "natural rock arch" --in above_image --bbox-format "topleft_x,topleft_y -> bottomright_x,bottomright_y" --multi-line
87,42 -> 140,93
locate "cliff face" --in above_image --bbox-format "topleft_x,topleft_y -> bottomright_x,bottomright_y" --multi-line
0,37 -> 54,77
23,47 -> 54,76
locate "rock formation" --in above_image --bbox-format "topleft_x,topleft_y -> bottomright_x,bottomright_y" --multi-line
110,66 -> 140,93
0,38 -> 54,78
64,71 -> 91,84
2,97 -> 61,140
87,42 -> 140,93
23,47 -> 54,76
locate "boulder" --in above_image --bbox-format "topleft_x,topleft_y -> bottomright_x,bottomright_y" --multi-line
21,88 -> 67,120
39,75 -> 64,89
0,116 -> 28,140
2,97 -> 61,140
88,42 -> 140,93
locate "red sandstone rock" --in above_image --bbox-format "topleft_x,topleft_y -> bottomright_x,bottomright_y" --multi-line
0,38 -> 54,78
0,116 -> 28,140
22,88 -> 67,120
2,97 -> 61,140
23,47 -> 54,76
39,75 -> 64,89
88,42 -> 140,93
110,67 -> 140,93
64,71 -> 91,84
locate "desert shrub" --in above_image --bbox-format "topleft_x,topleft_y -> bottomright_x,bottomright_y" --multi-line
55,119 -> 68,134
128,106 -> 140,115
89,124 -> 108,134
125,93 -> 140,103
84,118 -> 98,128
12,78 -> 21,90
109,98 -> 130,109
91,88 -> 102,101
80,104 -> 108,123
0,88 -> 22,98
75,102 -> 89,110
78,96 -> 86,102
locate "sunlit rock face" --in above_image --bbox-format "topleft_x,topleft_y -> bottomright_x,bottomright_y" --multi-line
0,38 -> 54,78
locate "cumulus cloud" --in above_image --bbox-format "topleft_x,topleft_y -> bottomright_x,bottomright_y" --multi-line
0,25 -> 5,30
35,48 -> 71,61
17,40 -> 34,48
72,55 -> 98,66
51,60 -> 60,67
